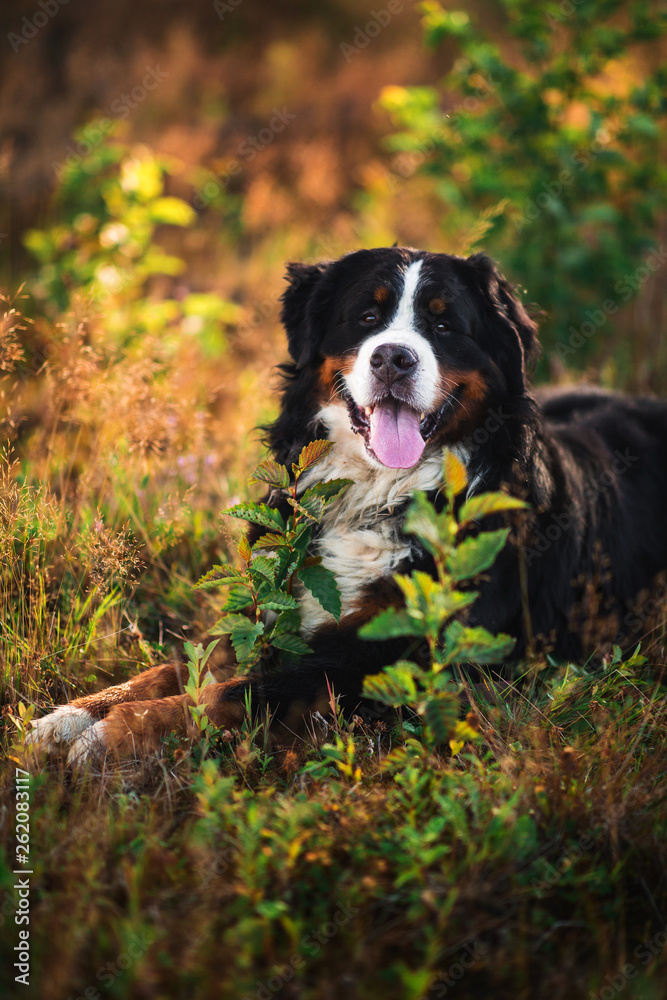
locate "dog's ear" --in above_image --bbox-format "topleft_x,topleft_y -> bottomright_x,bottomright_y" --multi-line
467,252 -> 540,383
280,261 -> 333,369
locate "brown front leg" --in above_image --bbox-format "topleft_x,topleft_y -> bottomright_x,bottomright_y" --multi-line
26,661 -> 190,753
66,679 -> 249,767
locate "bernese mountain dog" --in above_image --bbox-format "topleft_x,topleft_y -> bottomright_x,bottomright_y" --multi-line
28,247 -> 667,765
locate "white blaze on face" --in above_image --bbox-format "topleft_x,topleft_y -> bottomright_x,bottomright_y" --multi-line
345,259 -> 438,410
344,259 -> 440,469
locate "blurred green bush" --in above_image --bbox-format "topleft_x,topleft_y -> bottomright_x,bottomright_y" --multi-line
378,0 -> 665,365
24,133 -> 240,356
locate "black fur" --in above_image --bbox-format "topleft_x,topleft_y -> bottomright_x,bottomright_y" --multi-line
228,248 -> 667,721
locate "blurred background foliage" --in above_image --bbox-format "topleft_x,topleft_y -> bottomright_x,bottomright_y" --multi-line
0,0 -> 664,697
380,0 -> 666,379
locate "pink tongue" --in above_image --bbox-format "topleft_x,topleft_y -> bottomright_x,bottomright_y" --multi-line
368,401 -> 426,469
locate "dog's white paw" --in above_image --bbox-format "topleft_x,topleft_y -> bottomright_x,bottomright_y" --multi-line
26,706 -> 96,751
66,720 -> 110,768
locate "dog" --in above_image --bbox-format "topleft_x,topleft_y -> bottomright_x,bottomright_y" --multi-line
28,247 -> 667,765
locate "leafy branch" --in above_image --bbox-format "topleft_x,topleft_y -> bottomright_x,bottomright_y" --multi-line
361,451 -> 528,752
195,441 -> 351,671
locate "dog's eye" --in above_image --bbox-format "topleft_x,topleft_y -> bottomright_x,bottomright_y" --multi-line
360,312 -> 378,325
435,321 -> 449,334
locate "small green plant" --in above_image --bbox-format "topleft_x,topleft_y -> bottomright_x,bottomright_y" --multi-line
7,702 -> 36,759
360,451 -> 527,753
195,440 -> 351,671
183,639 -> 221,749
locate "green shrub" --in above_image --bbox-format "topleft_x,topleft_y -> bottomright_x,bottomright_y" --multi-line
378,0 -> 666,366
360,451 -> 526,752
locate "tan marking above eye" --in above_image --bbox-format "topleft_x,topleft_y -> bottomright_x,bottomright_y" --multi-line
373,286 -> 391,304
428,297 -> 447,315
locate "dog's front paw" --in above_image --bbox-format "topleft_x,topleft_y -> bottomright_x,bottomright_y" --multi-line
66,720 -> 110,769
26,706 -> 96,752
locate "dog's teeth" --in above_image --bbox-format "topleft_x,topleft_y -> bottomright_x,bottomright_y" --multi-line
364,406 -> 372,416
420,412 -> 425,421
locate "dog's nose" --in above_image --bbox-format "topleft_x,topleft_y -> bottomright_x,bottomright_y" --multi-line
369,343 -> 418,384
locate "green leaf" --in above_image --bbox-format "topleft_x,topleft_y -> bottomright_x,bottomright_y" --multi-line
295,440 -> 334,473
298,564 -> 342,621
423,692 -> 459,744
194,564 -> 245,590
447,529 -> 510,580
249,554 -> 277,584
270,632 -> 313,656
184,680 -> 200,701
256,900 -> 289,920
251,533 -> 286,551
258,591 -> 299,612
269,609 -> 302,636
286,496 -> 323,522
458,493 -> 528,524
274,545 -> 305,587
229,619 -> 265,663
248,458 -> 290,489
224,502 -> 286,532
403,492 -> 449,557
222,585 -> 255,613
303,479 -> 353,505
358,608 -> 424,640
297,492 -> 327,521
183,640 -> 198,662
362,661 -> 422,707
393,574 -> 477,625
209,613 -> 249,635
292,522 -> 314,553
443,621 -> 515,664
